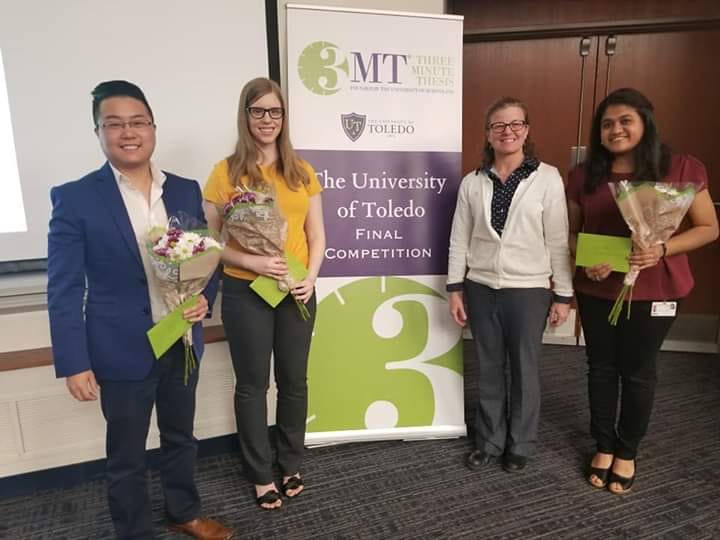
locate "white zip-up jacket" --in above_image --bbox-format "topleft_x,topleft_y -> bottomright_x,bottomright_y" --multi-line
447,162 -> 573,299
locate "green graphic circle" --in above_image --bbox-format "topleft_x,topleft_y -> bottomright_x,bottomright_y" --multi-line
307,277 -> 463,432
297,41 -> 349,96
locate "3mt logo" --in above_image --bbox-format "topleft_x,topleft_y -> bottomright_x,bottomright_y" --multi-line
298,41 -> 348,95
298,41 -> 408,96
306,277 -> 463,432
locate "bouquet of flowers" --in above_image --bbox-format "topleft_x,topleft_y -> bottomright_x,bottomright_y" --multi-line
221,184 -> 310,320
607,181 -> 696,325
146,214 -> 222,382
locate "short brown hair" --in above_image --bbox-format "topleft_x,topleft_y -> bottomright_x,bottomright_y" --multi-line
480,96 -> 536,169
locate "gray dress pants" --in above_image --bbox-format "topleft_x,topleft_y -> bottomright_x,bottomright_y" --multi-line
464,279 -> 551,457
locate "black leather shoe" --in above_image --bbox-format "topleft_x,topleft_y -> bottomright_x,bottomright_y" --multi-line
466,450 -> 496,471
502,453 -> 527,473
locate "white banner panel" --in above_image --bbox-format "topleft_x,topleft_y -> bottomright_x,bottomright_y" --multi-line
287,5 -> 465,444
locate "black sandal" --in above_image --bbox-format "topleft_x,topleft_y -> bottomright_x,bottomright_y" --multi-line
586,462 -> 611,489
608,463 -> 636,494
282,475 -> 304,498
256,490 -> 282,509
585,452 -> 613,489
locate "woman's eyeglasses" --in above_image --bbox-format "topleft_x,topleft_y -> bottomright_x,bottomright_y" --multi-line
247,107 -> 285,120
488,120 -> 527,134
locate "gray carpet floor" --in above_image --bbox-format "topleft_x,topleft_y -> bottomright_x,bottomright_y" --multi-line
2,343 -> 719,539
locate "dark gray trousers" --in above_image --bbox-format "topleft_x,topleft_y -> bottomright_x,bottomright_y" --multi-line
464,280 -> 551,457
221,275 -> 316,485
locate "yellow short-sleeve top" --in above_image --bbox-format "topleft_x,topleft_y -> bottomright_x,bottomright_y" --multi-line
203,159 -> 323,280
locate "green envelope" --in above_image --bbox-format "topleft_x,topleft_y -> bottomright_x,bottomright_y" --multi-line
250,252 -> 308,307
576,232 -> 632,273
146,296 -> 197,359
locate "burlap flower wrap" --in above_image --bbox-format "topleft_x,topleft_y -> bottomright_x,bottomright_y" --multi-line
221,186 -> 310,319
607,181 -> 695,325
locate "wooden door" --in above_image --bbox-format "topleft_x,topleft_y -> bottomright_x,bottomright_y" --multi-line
463,36 -> 597,180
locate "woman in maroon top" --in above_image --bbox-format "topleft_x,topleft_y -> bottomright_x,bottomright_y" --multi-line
567,88 -> 718,494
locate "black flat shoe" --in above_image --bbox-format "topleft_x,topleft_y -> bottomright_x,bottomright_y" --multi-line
502,453 -> 527,473
466,450 -> 496,471
281,475 -> 304,498
256,490 -> 282,509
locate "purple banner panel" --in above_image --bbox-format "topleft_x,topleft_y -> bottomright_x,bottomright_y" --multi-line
298,149 -> 462,277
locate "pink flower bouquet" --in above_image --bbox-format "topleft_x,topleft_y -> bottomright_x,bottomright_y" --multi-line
607,181 -> 696,325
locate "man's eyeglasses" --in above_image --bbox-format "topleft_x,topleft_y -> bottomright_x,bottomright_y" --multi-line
247,107 -> 284,120
99,120 -> 154,132
488,120 -> 527,134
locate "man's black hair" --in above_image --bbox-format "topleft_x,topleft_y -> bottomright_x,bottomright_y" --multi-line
91,80 -> 154,126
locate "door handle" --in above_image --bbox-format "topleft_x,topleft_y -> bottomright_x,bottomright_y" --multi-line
570,146 -> 587,169
604,35 -> 617,96
574,37 -> 592,169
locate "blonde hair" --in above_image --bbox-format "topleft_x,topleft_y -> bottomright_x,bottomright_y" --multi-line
227,77 -> 309,191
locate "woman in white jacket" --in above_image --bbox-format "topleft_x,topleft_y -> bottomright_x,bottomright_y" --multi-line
447,97 -> 573,473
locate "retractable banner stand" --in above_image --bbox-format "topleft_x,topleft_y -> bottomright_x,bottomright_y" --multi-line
287,4 -> 465,444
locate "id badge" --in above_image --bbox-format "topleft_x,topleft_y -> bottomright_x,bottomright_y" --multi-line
650,301 -> 677,317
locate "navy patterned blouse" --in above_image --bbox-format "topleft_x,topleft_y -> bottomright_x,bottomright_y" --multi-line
483,157 -> 540,236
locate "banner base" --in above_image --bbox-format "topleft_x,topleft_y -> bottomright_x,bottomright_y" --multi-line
305,425 -> 467,447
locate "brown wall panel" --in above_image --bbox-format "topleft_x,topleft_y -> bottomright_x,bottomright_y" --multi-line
452,0 -> 720,33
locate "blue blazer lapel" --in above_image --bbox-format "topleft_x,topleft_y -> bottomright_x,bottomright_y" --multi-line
94,162 -> 143,269
161,175 -> 183,223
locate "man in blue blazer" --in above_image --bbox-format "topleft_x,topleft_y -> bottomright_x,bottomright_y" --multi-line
47,80 -> 233,540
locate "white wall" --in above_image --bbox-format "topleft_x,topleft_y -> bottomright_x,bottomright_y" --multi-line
0,0 -> 268,262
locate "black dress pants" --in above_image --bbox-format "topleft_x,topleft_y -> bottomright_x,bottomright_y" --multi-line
577,293 -> 677,460
99,342 -> 200,540
221,275 -> 316,485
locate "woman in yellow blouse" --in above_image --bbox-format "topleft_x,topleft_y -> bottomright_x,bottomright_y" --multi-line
203,77 -> 325,510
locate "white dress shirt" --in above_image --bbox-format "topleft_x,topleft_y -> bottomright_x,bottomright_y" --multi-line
110,162 -> 169,323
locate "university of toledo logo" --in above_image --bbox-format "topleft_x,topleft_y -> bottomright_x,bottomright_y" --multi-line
297,41 -> 349,95
341,113 -> 366,142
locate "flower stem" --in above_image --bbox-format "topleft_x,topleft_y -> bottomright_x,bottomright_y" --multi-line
608,285 -> 631,326
184,343 -> 197,385
293,296 -> 310,321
